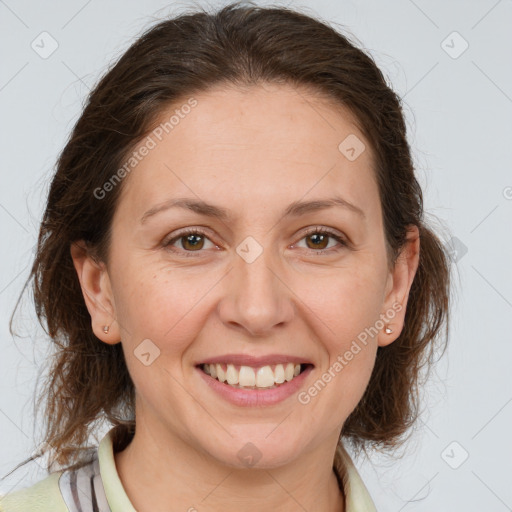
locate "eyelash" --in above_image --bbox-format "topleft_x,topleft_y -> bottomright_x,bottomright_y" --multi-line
162,226 -> 348,257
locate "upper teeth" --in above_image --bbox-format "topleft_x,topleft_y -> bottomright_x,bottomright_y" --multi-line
203,363 -> 302,388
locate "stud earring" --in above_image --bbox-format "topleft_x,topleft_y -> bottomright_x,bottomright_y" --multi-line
384,325 -> 393,334
103,325 -> 110,334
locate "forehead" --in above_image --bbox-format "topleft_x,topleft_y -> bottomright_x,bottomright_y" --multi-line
117,83 -> 380,223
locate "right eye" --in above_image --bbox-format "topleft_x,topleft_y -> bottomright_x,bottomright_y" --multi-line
163,228 -> 217,256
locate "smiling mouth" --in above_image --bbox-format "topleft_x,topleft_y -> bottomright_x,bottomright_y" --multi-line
198,362 -> 312,390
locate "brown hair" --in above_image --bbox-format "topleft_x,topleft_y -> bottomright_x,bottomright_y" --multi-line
10,1 -> 451,473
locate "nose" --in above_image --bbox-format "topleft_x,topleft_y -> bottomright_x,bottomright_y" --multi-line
217,246 -> 295,337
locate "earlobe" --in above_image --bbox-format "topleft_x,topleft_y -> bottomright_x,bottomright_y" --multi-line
378,320 -> 398,347
378,225 -> 420,347
70,241 -> 121,345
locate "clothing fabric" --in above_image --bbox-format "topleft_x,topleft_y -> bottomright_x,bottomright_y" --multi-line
0,428 -> 376,511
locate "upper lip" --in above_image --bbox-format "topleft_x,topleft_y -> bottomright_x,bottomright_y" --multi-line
196,354 -> 314,367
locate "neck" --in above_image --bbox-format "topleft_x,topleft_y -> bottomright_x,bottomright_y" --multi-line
114,419 -> 345,512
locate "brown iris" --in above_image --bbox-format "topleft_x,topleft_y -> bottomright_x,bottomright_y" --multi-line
305,232 -> 329,250
181,233 -> 205,251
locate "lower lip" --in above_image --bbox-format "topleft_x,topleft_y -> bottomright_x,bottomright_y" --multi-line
196,365 -> 314,407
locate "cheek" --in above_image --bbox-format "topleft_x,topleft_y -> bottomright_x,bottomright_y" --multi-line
335,341 -> 377,405
112,263 -> 215,366
114,269 -> 211,416
300,268 -> 382,412
306,315 -> 377,430
305,264 -> 386,343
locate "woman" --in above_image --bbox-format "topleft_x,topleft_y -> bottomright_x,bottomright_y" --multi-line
1,2 -> 450,511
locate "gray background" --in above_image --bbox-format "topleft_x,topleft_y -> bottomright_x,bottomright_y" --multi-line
1,0 -> 511,510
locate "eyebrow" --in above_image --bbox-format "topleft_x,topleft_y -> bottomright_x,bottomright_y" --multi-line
140,195 -> 366,224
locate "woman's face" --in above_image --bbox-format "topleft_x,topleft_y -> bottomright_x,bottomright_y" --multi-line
74,82 -> 418,468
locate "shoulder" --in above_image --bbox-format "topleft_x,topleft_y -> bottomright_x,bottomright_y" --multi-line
0,471 -> 68,512
0,426 -> 129,512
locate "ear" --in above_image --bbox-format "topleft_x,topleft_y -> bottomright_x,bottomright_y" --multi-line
378,225 -> 420,347
70,241 -> 121,345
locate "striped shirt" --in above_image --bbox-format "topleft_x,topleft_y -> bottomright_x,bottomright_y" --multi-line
58,457 -> 110,511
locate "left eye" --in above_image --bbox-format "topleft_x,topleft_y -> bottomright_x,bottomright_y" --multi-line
295,229 -> 346,253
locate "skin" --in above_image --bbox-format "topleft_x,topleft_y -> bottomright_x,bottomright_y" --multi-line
71,82 -> 420,512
